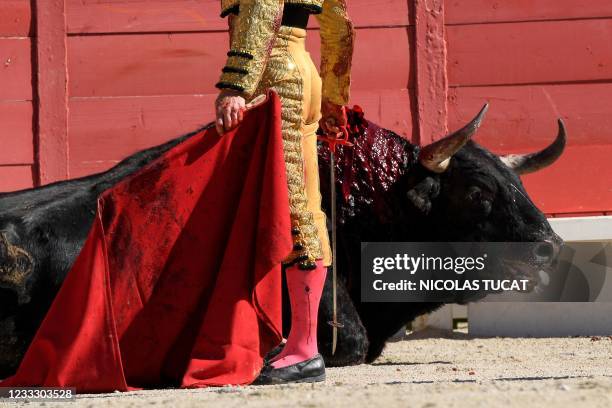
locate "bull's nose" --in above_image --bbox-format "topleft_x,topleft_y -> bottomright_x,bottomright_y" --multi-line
533,239 -> 561,263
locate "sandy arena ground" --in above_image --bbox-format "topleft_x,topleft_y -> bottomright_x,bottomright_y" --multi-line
3,329 -> 611,408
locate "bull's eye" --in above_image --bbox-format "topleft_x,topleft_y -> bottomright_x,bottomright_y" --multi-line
15,254 -> 31,271
467,187 -> 483,201
466,186 -> 492,216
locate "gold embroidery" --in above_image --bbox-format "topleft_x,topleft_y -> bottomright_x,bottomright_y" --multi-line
216,0 -> 284,97
253,27 -> 324,268
316,0 -> 355,105
218,0 -> 354,104
217,1 -> 353,268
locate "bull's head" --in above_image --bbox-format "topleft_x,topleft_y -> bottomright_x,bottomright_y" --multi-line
407,106 -> 565,289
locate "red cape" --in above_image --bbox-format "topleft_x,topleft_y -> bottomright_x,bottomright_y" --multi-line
3,91 -> 292,392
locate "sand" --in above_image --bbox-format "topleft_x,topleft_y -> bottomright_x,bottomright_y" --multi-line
3,329 -> 611,408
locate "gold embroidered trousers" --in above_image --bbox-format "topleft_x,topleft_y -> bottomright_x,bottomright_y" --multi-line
250,26 -> 331,269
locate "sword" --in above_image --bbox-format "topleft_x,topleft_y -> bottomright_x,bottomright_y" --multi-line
329,146 -> 342,355
319,108 -> 352,355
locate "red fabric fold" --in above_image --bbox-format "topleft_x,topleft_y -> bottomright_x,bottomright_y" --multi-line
2,91 -> 292,392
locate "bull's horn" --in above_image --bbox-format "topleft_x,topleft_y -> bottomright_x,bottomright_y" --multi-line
419,104 -> 489,173
500,119 -> 567,175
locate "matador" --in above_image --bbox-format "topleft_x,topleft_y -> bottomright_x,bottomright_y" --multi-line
214,0 -> 355,384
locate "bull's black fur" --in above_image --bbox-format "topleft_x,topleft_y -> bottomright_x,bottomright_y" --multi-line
0,111 -> 561,376
0,126 -> 207,377
315,111 -> 561,365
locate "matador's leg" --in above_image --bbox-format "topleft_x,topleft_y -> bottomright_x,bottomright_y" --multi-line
252,28 -> 323,271
252,27 -> 328,380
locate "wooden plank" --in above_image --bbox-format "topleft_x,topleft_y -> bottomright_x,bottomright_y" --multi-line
312,0 -> 410,28
68,28 -> 412,97
0,101 -> 34,165
0,38 -> 32,101
0,0 -> 32,37
344,89 -> 413,139
306,27 -> 413,91
67,32 -> 227,97
66,0 -> 223,34
67,90 -> 413,177
65,0 -> 409,34
446,0 -> 612,25
0,166 -> 34,192
448,83 -> 612,150
67,94 -> 217,177
447,19 -> 612,87
346,0 -> 410,27
413,0 -> 448,145
521,145 -> 612,214
36,0 -> 69,184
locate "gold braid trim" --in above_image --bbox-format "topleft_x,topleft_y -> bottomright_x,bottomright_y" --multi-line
252,29 -> 323,269
216,0 -> 284,98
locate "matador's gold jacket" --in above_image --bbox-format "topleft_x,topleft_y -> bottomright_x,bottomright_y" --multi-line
215,0 -> 354,106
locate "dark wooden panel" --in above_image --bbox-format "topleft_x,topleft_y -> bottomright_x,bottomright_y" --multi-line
0,101 -> 34,164
0,38 -> 32,100
0,166 -> 33,192
448,83 -> 612,150
0,0 -> 32,37
447,19 -> 612,86
65,0 -> 409,34
446,0 -> 612,25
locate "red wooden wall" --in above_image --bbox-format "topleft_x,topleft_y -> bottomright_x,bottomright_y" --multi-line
0,0 -> 34,191
0,0 -> 611,216
445,1 -> 612,216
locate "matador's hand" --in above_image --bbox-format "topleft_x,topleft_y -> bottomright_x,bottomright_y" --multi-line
215,89 -> 246,134
320,99 -> 347,137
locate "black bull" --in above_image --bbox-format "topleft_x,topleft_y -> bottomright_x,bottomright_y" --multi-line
0,105 -> 565,377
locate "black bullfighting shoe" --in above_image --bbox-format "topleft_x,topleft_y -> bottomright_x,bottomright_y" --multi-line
253,354 -> 326,385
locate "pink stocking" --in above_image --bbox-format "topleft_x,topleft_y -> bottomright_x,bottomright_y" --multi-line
271,260 -> 327,369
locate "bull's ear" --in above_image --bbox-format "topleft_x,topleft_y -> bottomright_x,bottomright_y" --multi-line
406,177 -> 440,214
